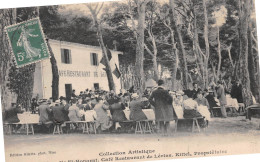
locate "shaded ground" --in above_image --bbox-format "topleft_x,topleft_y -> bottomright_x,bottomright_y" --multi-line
3,116 -> 260,162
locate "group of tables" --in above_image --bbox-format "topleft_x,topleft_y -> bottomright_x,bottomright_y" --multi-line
7,96 -> 256,135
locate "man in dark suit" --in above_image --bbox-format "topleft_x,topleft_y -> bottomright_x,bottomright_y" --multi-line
60,97 -> 70,121
231,80 -> 243,103
52,100 -> 67,124
149,80 -> 174,135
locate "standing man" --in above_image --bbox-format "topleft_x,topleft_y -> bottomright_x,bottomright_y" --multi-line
216,81 -> 227,118
149,80 -> 174,135
231,80 -> 243,103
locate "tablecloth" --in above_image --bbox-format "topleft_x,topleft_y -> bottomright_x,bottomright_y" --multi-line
226,97 -> 239,110
197,106 -> 211,121
17,112 -> 39,124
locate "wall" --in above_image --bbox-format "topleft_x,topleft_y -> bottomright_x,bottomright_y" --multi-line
33,39 -> 122,99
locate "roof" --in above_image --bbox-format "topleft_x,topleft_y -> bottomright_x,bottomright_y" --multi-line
48,39 -> 123,55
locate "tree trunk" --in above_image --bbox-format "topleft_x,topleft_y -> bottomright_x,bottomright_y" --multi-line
193,9 -> 205,88
169,0 -> 189,90
216,26 -> 222,80
152,56 -> 159,81
248,17 -> 260,102
0,9 -> 16,111
87,5 -> 116,92
239,0 -> 253,107
202,0 -> 210,88
134,0 -> 147,96
47,40 -> 59,101
170,30 -> 178,91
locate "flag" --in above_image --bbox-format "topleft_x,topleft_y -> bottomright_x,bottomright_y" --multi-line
100,46 -> 112,66
113,64 -> 121,78
100,46 -> 121,79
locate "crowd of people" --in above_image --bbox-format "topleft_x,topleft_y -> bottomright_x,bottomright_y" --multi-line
4,79 -> 248,135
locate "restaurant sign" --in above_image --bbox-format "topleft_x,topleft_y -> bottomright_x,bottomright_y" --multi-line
58,70 -> 106,77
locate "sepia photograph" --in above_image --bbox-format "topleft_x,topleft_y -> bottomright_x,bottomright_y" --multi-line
0,0 -> 260,161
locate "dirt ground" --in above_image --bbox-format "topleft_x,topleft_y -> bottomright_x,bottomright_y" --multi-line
3,116 -> 260,162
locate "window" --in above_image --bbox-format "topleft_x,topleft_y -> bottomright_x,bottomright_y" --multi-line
61,48 -> 72,64
90,53 -> 98,66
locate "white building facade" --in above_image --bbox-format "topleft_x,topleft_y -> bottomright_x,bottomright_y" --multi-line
33,39 -> 122,99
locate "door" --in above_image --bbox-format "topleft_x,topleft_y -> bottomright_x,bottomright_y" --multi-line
65,84 -> 72,100
94,83 -> 99,91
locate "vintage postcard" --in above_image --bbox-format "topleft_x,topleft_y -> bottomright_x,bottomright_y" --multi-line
0,0 -> 260,162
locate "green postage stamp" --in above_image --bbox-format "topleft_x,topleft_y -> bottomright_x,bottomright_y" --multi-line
5,17 -> 50,67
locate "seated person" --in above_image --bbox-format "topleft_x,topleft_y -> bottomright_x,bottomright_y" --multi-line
110,97 -> 127,122
38,100 -> 52,132
183,93 -> 207,128
182,92 -> 202,119
4,103 -> 24,133
174,91 -> 184,106
91,97 -> 98,108
129,93 -> 147,121
76,97 -> 85,110
84,97 -> 93,111
94,97 -> 113,132
205,89 -> 219,115
195,91 -> 210,108
39,100 -> 52,123
52,100 -> 67,124
109,97 -> 130,132
195,91 -> 211,122
68,99 -> 82,122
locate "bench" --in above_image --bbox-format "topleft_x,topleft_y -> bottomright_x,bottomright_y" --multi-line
135,120 -> 154,134
174,117 -> 204,133
4,122 -> 36,135
64,121 -> 96,134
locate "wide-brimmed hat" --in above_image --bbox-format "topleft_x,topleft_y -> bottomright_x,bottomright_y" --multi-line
132,93 -> 139,99
54,100 -> 60,104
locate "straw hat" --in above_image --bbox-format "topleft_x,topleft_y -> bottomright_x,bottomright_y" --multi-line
54,100 -> 60,104
132,93 -> 139,99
